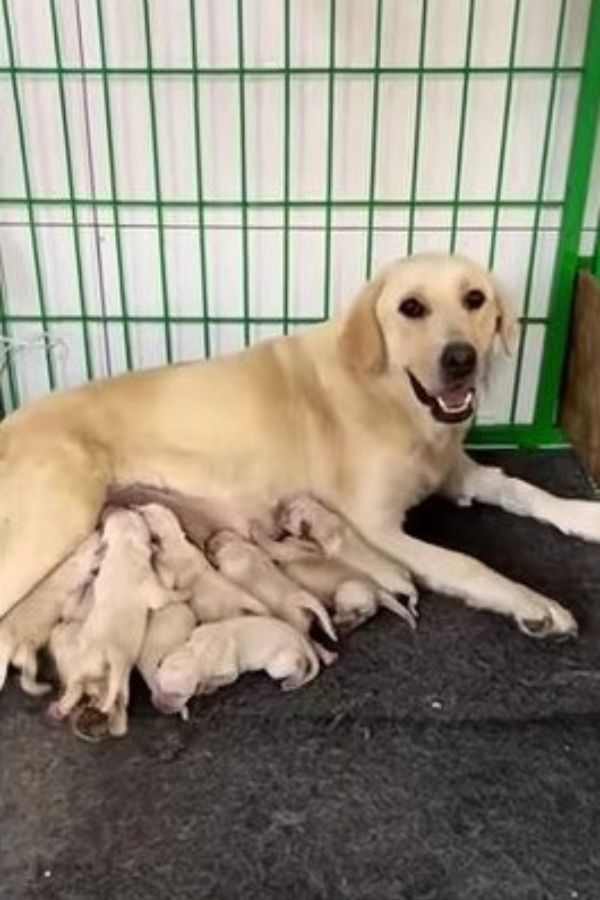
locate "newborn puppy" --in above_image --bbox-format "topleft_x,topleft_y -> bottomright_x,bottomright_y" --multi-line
282,556 -> 418,632
51,509 -> 174,732
153,616 -> 322,714
139,503 -> 267,621
277,494 -> 417,604
137,602 -> 196,703
206,530 -> 337,653
0,533 -> 101,696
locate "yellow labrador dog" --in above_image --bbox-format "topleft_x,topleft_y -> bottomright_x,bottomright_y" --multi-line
0,254 -> 594,638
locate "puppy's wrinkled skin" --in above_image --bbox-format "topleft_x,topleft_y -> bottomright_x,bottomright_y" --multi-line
51,509 -> 175,732
154,616 -> 322,713
139,503 -> 267,621
207,530 -> 337,647
0,254 -> 584,645
0,533 -> 101,695
136,602 -> 196,703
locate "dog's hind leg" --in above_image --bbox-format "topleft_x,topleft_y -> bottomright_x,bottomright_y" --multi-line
0,440 -> 108,620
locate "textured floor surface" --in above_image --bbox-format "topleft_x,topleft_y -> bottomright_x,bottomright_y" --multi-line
1,451 -> 600,900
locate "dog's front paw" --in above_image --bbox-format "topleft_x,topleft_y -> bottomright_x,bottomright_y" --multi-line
516,596 -> 577,640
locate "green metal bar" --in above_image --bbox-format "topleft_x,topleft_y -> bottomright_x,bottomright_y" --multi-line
0,196 -> 567,211
189,0 -> 211,358
236,0 -> 251,346
0,65 -> 583,77
0,258 -> 19,411
1,0 -> 55,389
449,0 -> 476,253
365,0 -> 384,277
1,310 -> 553,326
407,0 -> 428,255
141,0 -> 172,361
2,313 -> 329,325
509,0 -> 567,424
467,424 -> 567,449
322,0 -> 336,319
48,0 -> 93,381
282,0 -> 291,334
488,0 -> 521,269
535,0 -> 600,426
95,0 -> 133,370
592,213 -> 600,278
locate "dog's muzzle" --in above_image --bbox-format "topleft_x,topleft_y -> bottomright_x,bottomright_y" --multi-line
406,370 -> 476,424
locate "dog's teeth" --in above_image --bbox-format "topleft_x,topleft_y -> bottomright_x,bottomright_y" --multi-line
438,390 -> 474,415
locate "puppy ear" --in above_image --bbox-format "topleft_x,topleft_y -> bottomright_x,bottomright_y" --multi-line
338,274 -> 386,374
494,286 -> 518,356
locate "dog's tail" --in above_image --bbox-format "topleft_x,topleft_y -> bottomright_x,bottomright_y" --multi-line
281,640 -> 321,691
13,642 -> 52,696
295,591 -> 337,642
0,632 -> 12,692
239,594 -> 269,616
379,590 -> 418,631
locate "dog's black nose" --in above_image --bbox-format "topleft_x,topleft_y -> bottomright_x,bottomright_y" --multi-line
441,342 -> 477,379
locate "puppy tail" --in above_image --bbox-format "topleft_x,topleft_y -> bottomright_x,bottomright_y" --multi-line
0,633 -> 11,692
240,594 -> 269,616
379,591 -> 418,631
13,642 -> 52,696
296,592 -> 337,642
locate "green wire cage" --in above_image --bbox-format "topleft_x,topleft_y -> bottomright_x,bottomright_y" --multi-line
0,0 -> 599,447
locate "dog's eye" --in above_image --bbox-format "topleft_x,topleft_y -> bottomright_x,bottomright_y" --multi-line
463,289 -> 486,311
398,297 -> 427,319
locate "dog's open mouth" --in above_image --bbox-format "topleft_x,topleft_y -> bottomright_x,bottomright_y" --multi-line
406,370 -> 475,424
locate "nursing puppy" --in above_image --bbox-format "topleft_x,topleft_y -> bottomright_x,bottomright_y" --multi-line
0,533 -> 101,696
154,616 -> 322,714
207,530 -> 337,651
137,602 -> 196,703
275,495 -> 418,605
51,509 -> 174,730
139,503 -> 267,621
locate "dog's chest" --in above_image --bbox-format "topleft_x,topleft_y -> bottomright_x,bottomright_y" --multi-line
398,437 -> 458,509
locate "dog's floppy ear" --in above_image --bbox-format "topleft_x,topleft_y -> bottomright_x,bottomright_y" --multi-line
338,274 -> 386,374
494,285 -> 518,356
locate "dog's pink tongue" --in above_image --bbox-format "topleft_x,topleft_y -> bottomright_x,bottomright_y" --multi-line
438,385 -> 472,409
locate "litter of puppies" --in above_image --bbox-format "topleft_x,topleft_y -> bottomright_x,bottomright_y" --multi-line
0,493 -> 418,741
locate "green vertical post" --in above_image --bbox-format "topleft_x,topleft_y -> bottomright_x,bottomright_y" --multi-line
449,0 -> 476,254
407,0 -> 428,255
365,0 -> 384,278
0,261 -> 18,411
141,0 -> 173,362
282,0 -> 291,334
96,0 -> 133,371
48,0 -> 93,380
1,0 -> 56,389
509,0 -> 567,423
535,0 -> 600,426
323,0 -> 336,319
236,0 -> 251,346
189,0 -> 211,357
487,0 -> 521,270
593,213 -> 600,278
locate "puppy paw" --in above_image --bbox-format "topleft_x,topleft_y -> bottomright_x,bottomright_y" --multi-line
516,598 -> 577,640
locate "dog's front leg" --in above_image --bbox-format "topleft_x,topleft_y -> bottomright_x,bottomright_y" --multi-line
354,519 -> 577,639
444,453 -> 600,543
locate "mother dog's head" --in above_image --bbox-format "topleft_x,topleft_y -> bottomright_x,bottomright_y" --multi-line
339,253 -> 517,424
